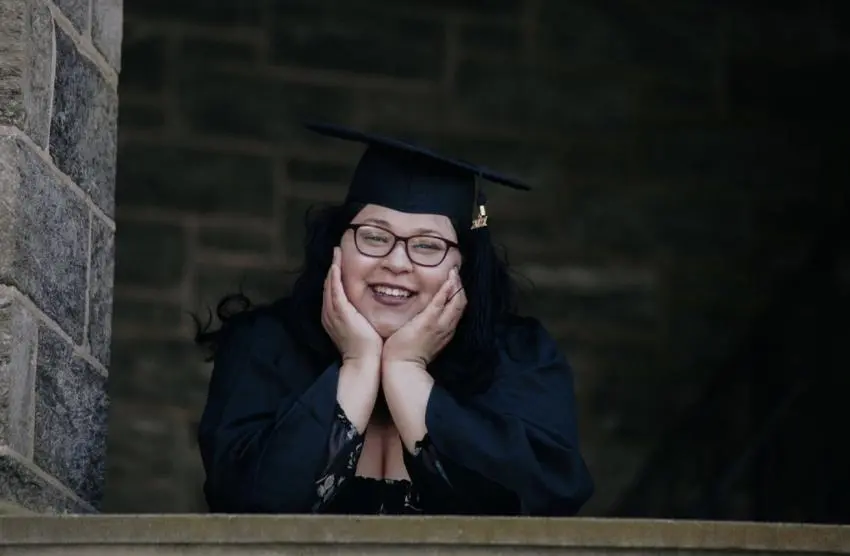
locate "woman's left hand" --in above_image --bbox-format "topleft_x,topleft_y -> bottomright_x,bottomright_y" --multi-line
382,267 -> 467,368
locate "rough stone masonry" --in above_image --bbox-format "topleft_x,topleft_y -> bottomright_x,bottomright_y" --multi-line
0,0 -> 122,513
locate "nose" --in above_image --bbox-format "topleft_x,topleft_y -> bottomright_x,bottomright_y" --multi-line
382,240 -> 413,271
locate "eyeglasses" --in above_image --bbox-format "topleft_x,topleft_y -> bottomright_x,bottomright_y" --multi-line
346,224 -> 458,267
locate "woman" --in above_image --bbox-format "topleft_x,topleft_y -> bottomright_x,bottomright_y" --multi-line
194,123 -> 594,516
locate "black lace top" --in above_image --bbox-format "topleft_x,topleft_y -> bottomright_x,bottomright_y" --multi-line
313,403 -> 451,514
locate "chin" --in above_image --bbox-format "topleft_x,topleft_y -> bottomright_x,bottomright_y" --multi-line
371,319 -> 404,339
364,309 -> 411,339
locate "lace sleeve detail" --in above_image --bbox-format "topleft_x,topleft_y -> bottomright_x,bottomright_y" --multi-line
312,403 -> 365,512
409,434 -> 453,486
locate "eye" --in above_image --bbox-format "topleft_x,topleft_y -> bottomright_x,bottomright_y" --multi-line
411,237 -> 446,251
358,227 -> 391,244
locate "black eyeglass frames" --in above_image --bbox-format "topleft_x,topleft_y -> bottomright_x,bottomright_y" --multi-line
346,223 -> 459,267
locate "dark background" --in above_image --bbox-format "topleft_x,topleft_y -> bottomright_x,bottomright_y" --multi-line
103,0 -> 850,522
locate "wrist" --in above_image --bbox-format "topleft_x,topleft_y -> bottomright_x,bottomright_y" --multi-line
381,357 -> 427,374
343,351 -> 382,372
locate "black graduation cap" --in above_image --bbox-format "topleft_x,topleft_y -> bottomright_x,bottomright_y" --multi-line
304,122 -> 531,230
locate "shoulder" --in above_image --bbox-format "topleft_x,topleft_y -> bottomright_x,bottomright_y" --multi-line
209,298 -> 326,394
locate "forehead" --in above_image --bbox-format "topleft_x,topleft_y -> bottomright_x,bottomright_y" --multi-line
354,204 -> 457,238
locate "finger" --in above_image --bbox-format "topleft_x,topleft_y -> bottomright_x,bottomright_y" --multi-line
330,262 -> 341,308
328,248 -> 340,307
434,268 -> 459,309
323,263 -> 333,312
331,260 -> 350,312
439,286 -> 467,328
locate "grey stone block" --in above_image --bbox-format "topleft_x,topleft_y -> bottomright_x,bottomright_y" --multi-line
0,0 -> 55,149
91,0 -> 122,70
0,451 -> 91,513
0,136 -> 88,345
88,216 -> 114,366
0,291 -> 37,458
49,25 -> 117,217
53,0 -> 90,34
34,326 -> 108,507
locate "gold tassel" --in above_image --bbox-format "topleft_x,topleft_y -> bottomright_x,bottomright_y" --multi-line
471,204 -> 488,229
471,173 -> 488,229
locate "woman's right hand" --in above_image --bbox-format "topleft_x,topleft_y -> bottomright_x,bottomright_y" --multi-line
322,246 -> 383,363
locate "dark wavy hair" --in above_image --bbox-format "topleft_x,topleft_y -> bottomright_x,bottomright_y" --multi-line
193,201 -> 522,396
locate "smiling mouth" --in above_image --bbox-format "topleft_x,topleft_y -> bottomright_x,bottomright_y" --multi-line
370,285 -> 416,299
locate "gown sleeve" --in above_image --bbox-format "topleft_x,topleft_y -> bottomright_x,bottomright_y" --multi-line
197,314 -> 363,513
403,318 -> 595,516
312,403 -> 366,512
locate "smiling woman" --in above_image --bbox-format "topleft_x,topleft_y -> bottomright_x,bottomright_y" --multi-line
340,208 -> 462,339
192,123 -> 594,516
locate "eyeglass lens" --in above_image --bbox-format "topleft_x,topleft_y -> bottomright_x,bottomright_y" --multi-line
354,225 -> 449,266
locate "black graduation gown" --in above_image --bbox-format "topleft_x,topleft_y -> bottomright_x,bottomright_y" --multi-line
197,309 -> 594,516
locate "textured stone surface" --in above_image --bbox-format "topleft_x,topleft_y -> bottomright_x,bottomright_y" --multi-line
177,69 -> 351,141
0,291 -> 37,457
194,263 -> 292,311
0,0 -> 27,128
0,0 -> 55,148
33,326 -> 107,507
103,402 -> 204,512
115,143 -> 274,216
88,216 -> 114,366
0,452 -> 90,513
112,298 -> 184,337
197,223 -> 272,255
282,197 -> 329,262
117,101 -> 165,130
49,26 -> 117,216
53,0 -> 90,33
109,336 -> 210,408
114,219 -> 185,288
271,6 -> 444,79
91,0 -> 122,70
0,136 -> 88,345
26,0 -> 55,149
120,25 -> 166,92
125,0 -> 263,25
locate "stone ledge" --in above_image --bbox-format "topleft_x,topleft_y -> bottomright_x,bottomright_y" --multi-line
0,516 -> 847,553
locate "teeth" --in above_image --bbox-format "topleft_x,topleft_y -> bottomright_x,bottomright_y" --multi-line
373,286 -> 412,298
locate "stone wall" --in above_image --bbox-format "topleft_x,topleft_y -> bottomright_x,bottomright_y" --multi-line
0,0 -> 121,513
104,0 -> 848,514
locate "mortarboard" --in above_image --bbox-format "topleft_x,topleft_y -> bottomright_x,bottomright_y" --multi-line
303,122 -> 531,230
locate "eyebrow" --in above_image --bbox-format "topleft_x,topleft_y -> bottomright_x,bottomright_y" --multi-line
361,218 -> 444,237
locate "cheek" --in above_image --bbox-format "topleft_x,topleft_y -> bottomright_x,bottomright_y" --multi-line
339,248 -> 368,295
416,252 -> 461,303
417,269 -> 451,300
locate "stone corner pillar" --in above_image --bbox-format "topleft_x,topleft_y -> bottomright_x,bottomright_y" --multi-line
0,0 -> 122,514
